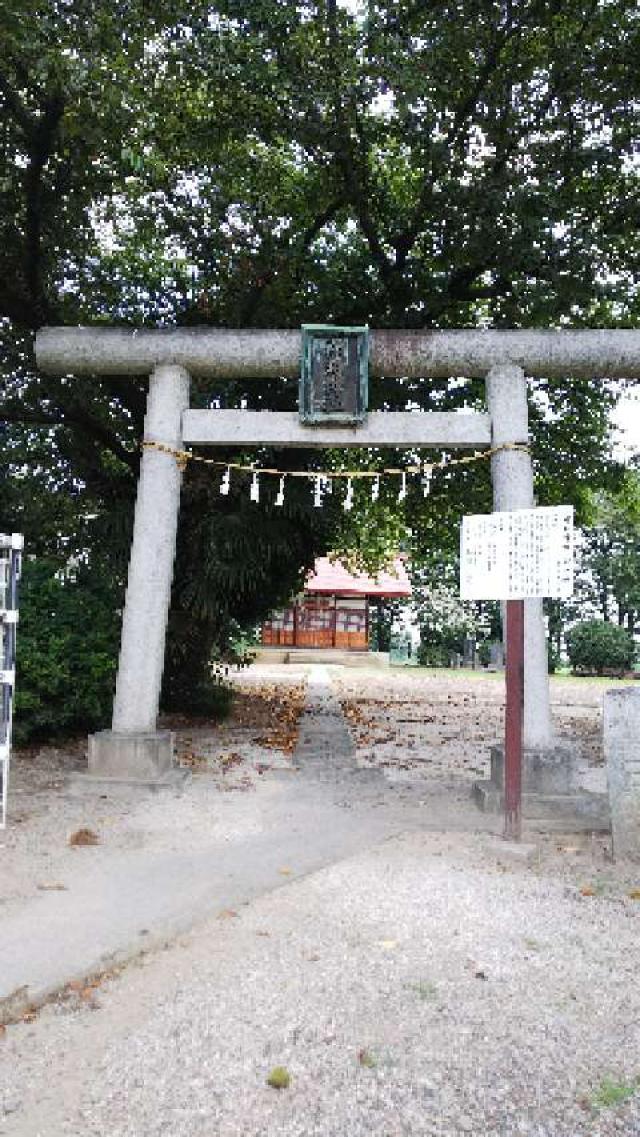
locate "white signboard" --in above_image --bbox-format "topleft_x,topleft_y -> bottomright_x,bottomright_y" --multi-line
460,506 -> 574,601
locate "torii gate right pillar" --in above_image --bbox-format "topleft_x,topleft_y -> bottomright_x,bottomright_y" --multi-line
486,363 -> 553,749
480,363 -> 593,818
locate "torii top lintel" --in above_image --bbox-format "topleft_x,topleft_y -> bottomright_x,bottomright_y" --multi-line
35,326 -> 640,381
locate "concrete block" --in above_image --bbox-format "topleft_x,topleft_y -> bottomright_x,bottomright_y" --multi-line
604,687 -> 640,861
88,729 -> 175,780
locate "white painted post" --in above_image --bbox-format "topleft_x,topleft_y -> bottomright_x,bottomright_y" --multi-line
112,364 -> 190,733
485,364 -> 554,749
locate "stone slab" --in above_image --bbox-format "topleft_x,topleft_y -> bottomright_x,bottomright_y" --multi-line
66,768 -> 191,798
604,687 -> 640,861
254,648 -> 390,668
473,779 -> 610,831
482,837 -> 539,863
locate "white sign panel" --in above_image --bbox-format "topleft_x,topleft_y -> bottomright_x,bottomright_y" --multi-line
460,506 -> 574,601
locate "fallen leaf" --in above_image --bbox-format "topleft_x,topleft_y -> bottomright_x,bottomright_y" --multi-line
580,886 -> 596,897
628,889 -> 640,900
224,750 -> 244,765
217,908 -> 239,920
69,828 -> 99,847
37,882 -> 67,891
278,867 -> 293,876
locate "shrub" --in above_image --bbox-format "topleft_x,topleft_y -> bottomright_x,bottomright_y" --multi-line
565,620 -> 635,676
14,558 -> 234,745
167,671 -> 233,718
547,642 -> 561,674
13,559 -> 122,744
416,642 -> 452,668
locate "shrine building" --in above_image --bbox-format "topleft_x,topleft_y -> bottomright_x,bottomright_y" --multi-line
261,556 -> 411,652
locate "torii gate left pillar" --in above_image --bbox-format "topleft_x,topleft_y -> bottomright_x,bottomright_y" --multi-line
89,363 -> 191,788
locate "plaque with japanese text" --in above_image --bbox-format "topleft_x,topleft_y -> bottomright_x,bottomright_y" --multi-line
299,325 -> 369,425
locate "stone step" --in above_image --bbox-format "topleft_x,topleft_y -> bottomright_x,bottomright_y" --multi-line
473,779 -> 610,831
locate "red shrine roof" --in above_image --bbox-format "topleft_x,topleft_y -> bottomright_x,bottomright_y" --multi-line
304,556 -> 411,598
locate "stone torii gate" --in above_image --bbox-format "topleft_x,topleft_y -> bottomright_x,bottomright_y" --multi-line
36,327 -> 640,791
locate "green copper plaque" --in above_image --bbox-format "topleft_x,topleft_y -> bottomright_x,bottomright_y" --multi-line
299,325 -> 369,425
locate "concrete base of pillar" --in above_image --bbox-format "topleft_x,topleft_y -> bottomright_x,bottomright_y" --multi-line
473,743 -> 610,832
489,742 -> 579,795
88,729 -> 175,778
69,729 -> 190,796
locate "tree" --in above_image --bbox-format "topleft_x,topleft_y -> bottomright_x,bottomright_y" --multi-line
577,467 -> 640,633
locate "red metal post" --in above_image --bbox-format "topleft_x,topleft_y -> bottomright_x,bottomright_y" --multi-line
504,599 -> 524,840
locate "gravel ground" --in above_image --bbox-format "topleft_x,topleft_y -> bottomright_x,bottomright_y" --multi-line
1,829 -> 639,1137
2,664 -> 639,1136
335,668 -> 621,787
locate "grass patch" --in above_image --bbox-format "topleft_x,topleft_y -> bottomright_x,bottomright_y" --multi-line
524,937 -> 541,951
266,1066 -> 291,1090
591,1077 -> 638,1110
408,980 -> 438,1001
552,673 -> 638,686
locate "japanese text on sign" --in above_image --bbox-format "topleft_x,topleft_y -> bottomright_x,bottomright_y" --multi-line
460,506 -> 574,601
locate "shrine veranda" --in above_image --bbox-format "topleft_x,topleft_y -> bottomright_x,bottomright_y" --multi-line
34,326 -> 640,797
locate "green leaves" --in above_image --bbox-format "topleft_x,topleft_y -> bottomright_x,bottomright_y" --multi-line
14,559 -> 122,743
565,620 -> 635,675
